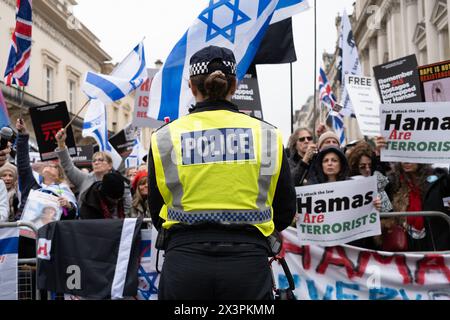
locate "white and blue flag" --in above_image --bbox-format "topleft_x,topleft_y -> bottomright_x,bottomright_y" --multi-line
82,99 -> 122,170
271,0 -> 309,24
0,228 -> 19,300
82,42 -> 147,105
148,0 -> 308,121
125,135 -> 147,169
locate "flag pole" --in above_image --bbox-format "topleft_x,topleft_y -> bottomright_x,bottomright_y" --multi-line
313,0 -> 318,139
65,99 -> 90,131
18,86 -> 25,119
290,62 -> 294,134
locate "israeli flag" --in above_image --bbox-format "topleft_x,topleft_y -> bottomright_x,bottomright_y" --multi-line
82,42 -> 147,105
271,0 -> 309,24
125,132 -> 147,169
0,228 -> 19,300
82,99 -> 122,170
148,0 -> 304,121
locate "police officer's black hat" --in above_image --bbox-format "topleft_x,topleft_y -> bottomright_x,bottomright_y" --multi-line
189,46 -> 237,77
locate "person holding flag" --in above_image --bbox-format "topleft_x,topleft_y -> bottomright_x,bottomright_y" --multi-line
149,46 -> 296,300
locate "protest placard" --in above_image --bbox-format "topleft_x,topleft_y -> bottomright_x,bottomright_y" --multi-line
380,102 -> 450,164
231,72 -> 264,119
418,60 -> 450,102
20,190 -> 62,238
29,102 -> 77,161
295,176 -> 380,246
72,145 -> 94,168
373,54 -> 423,104
133,68 -> 164,128
345,75 -> 381,136
109,123 -> 137,157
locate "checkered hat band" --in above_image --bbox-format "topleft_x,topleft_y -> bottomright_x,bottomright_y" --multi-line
167,208 -> 272,225
189,61 -> 236,76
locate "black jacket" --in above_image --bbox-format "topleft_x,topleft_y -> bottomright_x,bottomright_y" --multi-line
148,100 -> 296,243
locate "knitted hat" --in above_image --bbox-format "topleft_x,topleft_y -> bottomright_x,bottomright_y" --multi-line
100,172 -> 125,200
317,131 -> 340,150
0,162 -> 17,180
132,170 -> 148,191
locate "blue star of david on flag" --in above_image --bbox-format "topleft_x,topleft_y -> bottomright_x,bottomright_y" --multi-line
137,267 -> 159,300
199,0 -> 251,44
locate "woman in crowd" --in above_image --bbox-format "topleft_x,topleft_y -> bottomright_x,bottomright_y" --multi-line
0,162 -> 19,221
308,146 -> 349,185
0,180 -> 8,222
130,170 -> 150,219
16,119 -> 77,219
386,163 -> 450,251
288,128 -> 317,186
55,128 -> 131,214
347,142 -> 392,213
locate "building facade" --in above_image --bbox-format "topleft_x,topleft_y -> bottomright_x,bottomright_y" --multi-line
0,0 -> 135,145
354,0 -> 450,75
296,0 -> 449,143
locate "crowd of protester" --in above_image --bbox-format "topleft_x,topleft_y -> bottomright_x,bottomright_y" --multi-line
0,118 -> 449,253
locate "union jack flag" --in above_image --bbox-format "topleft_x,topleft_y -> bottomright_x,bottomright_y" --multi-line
4,0 -> 33,86
318,67 -> 346,145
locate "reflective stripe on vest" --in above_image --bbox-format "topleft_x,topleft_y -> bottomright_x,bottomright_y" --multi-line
167,208 -> 272,225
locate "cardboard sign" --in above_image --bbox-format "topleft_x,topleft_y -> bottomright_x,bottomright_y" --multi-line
345,75 -> 381,136
29,102 -> 77,161
109,124 -> 137,157
133,68 -> 165,128
295,176 -> 381,246
72,145 -> 94,168
418,60 -> 450,102
380,102 -> 450,164
373,54 -> 423,104
231,72 -> 264,120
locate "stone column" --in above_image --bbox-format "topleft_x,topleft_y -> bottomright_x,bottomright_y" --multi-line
438,31 -> 447,61
387,13 -> 394,60
404,0 -> 419,56
377,28 -> 387,64
369,37 -> 378,74
424,0 -> 439,63
448,0 -> 450,45
391,1 -> 404,58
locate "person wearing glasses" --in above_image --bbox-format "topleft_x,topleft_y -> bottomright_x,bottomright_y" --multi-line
288,128 -> 317,186
55,129 -> 131,214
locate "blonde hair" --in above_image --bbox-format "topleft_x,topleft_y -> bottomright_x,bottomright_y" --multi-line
93,152 -> 113,165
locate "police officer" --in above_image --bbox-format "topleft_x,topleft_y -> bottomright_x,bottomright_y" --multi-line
148,46 -> 296,300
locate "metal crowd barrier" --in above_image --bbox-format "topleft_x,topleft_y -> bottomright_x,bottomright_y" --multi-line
0,221 -> 39,300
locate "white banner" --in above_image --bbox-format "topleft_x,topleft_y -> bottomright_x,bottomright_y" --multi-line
133,69 -> 164,129
380,102 -> 450,164
273,228 -> 450,300
345,75 -> 381,137
0,228 -> 19,300
296,177 -> 381,246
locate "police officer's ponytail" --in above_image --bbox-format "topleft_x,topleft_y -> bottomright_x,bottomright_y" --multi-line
191,61 -> 235,101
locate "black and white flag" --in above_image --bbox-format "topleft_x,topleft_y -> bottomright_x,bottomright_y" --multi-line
37,219 -> 142,300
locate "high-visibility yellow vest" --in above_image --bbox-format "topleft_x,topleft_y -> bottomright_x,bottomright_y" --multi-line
151,109 -> 283,237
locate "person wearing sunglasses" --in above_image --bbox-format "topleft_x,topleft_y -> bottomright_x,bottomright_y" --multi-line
288,128 -> 317,186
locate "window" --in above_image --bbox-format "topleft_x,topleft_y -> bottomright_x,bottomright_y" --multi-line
45,66 -> 54,102
68,80 -> 76,113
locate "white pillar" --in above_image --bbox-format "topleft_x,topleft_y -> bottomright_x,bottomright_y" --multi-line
391,2 -> 404,58
404,0 -> 419,56
377,28 -> 387,64
387,13 -> 394,60
424,0 -> 440,63
438,31 -> 448,61
448,0 -> 450,45
369,37 -> 378,75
